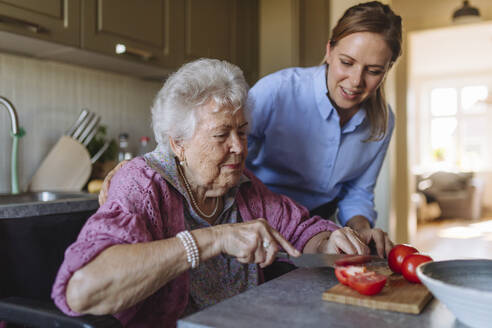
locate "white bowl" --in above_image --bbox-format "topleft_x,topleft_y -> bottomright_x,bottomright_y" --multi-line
417,259 -> 492,328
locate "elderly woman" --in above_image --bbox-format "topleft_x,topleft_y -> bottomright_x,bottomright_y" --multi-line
51,58 -> 369,327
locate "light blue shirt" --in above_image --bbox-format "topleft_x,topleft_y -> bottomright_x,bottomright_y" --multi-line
246,65 -> 394,226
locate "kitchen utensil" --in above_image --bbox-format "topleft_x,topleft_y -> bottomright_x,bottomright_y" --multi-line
417,259 -> 492,328
78,115 -> 100,144
82,125 -> 98,146
65,108 -> 89,137
90,140 -> 110,164
322,264 -> 432,314
29,136 -> 92,191
71,111 -> 95,141
276,252 -> 385,268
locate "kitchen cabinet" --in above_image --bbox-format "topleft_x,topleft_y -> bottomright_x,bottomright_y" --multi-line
0,0 -> 258,81
182,0 -> 259,83
82,0 -> 183,69
0,0 -> 80,46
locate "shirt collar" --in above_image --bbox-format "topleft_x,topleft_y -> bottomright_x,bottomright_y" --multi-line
342,106 -> 367,133
313,64 -> 367,132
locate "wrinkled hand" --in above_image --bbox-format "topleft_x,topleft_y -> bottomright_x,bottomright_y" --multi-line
318,227 -> 371,255
98,160 -> 128,205
357,227 -> 393,258
215,219 -> 300,268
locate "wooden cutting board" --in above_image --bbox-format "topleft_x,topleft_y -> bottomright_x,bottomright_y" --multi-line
322,265 -> 433,314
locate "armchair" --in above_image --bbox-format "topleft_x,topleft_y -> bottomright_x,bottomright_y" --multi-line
0,211 -> 122,327
417,171 -> 485,220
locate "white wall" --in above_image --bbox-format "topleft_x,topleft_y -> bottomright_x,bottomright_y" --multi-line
0,52 -> 161,193
259,0 -> 299,77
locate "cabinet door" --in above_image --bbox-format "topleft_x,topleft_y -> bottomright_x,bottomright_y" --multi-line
234,0 -> 258,85
183,0 -> 233,62
82,0 -> 182,69
183,0 -> 258,84
0,0 -> 80,46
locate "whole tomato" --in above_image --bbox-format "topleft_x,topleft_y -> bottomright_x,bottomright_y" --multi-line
388,244 -> 419,273
401,254 -> 433,283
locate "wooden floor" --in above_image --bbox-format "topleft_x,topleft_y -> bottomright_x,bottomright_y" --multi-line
412,217 -> 492,261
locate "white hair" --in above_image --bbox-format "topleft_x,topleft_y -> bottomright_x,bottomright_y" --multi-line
151,58 -> 250,151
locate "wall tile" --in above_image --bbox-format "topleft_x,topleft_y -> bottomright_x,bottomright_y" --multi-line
0,52 -> 162,193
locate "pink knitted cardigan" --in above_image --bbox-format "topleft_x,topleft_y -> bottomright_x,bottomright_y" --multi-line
51,157 -> 339,327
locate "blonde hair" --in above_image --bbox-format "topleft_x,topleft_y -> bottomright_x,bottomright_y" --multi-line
326,1 -> 402,141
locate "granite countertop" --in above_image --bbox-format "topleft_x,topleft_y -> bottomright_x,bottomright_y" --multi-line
0,192 -> 99,219
178,267 -> 463,328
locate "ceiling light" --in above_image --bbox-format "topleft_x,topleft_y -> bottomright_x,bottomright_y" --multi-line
452,1 -> 482,24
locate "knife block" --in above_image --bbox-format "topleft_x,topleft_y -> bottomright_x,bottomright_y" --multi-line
30,136 -> 92,191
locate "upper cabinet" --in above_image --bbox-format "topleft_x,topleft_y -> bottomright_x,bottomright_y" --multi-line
0,0 -> 258,82
183,0 -> 258,84
0,0 -> 80,46
81,0 -> 183,69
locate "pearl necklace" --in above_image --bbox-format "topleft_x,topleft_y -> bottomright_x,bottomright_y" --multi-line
177,162 -> 220,219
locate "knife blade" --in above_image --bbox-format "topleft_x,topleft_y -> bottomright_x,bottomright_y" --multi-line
276,252 -> 385,268
72,111 -> 95,141
66,108 -> 89,137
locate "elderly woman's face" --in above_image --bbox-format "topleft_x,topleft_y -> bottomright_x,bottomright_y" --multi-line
180,102 -> 248,196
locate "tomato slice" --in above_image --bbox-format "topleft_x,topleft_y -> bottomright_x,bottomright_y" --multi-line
334,265 -> 366,286
334,255 -> 378,267
348,271 -> 387,296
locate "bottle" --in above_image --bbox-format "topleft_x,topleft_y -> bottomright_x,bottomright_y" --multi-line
118,133 -> 133,162
138,136 -> 152,156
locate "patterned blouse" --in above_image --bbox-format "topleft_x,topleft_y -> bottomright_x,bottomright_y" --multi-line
144,150 -> 258,316
52,148 -> 340,327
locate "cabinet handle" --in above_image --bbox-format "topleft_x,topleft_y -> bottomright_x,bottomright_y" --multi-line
0,14 -> 47,34
115,43 -> 153,61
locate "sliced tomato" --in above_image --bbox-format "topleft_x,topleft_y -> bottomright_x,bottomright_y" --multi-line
334,255 -> 378,267
348,271 -> 387,296
401,254 -> 433,283
334,265 -> 366,286
388,244 -> 419,274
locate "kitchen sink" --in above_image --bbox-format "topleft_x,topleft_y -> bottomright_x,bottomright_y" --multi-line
0,191 -> 96,205
0,191 -> 98,219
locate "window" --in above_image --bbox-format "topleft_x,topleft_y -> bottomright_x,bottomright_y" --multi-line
423,84 -> 489,171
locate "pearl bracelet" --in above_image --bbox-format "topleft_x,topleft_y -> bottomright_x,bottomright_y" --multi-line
176,230 -> 200,269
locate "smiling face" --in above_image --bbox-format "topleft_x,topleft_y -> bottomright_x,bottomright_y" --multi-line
325,32 -> 393,116
172,101 -> 248,197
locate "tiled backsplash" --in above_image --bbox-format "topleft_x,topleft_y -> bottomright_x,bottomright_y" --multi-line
0,52 -> 162,193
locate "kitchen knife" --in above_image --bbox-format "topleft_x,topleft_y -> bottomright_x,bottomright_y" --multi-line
66,108 -> 89,137
90,140 -> 110,164
276,252 -> 385,268
79,114 -> 101,144
72,111 -> 95,141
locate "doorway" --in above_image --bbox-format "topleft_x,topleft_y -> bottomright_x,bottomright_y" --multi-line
407,21 -> 492,259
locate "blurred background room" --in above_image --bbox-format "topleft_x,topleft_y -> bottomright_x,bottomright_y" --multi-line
1,0 -> 492,261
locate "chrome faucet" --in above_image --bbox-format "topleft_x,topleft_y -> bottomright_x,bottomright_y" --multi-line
0,96 -> 21,194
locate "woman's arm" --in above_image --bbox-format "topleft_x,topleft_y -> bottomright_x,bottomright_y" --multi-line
66,227 -> 219,315
66,219 -> 300,315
